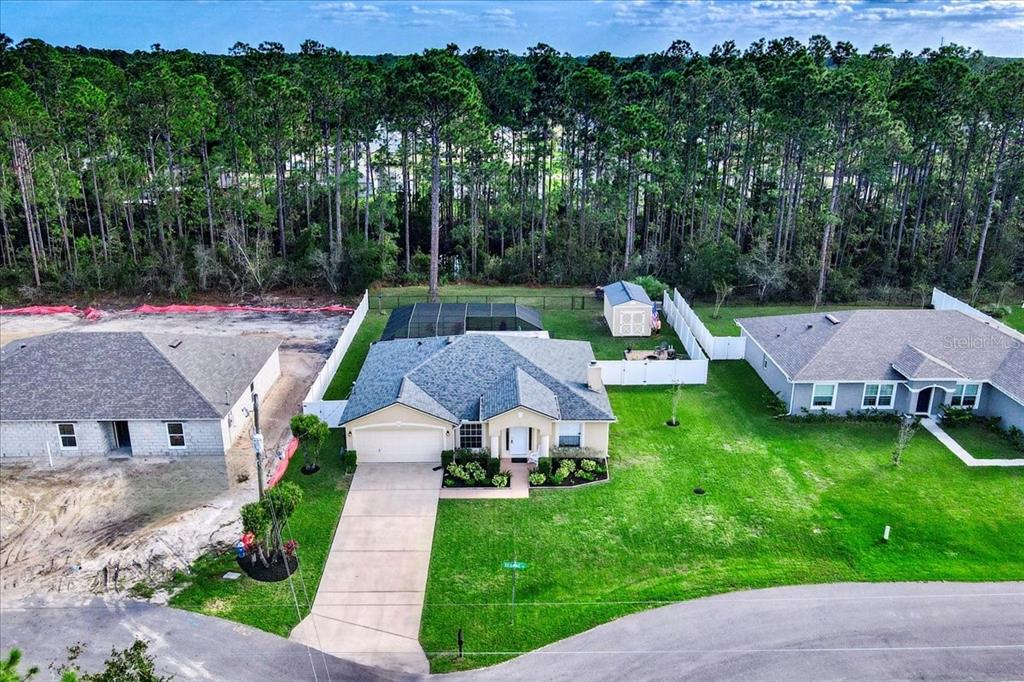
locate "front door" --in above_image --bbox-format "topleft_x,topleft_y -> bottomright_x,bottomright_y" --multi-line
113,421 -> 132,450
507,427 -> 530,456
915,388 -> 933,415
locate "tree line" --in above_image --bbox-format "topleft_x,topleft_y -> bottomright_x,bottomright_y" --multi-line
0,35 -> 1021,304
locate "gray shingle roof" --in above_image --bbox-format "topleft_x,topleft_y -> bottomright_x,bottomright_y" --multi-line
342,335 -> 615,425
603,281 -> 652,306
737,309 -> 1024,403
0,332 -> 279,421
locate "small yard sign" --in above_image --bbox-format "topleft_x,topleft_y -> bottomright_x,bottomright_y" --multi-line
503,559 -> 528,625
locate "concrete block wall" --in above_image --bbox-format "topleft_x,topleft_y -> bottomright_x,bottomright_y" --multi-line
0,419 -> 225,457
223,347 -> 281,446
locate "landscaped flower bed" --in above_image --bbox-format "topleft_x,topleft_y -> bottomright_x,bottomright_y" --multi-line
441,449 -> 511,488
530,451 -> 609,487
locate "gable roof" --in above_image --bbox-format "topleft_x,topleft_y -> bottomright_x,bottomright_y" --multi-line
0,332 -> 280,421
737,309 -> 1024,404
341,334 -> 614,425
603,281 -> 652,306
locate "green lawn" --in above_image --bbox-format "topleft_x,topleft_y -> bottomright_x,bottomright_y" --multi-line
543,309 -> 686,360
168,430 -> 350,636
945,422 -> 1024,459
421,362 -> 1024,672
693,302 -> 920,336
1003,306 -> 1024,334
322,313 -> 388,400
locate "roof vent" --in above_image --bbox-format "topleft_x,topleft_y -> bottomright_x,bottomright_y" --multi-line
825,314 -> 840,325
445,336 -> 455,345
806,324 -> 814,330
168,339 -> 183,348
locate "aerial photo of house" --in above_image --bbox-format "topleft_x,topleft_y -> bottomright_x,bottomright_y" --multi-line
738,309 -> 1024,430
341,333 -> 615,462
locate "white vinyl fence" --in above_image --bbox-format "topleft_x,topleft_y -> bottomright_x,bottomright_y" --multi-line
302,290 -> 369,426
931,287 -> 1024,341
594,291 -> 708,386
671,289 -> 747,360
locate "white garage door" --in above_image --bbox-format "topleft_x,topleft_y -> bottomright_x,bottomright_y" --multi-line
356,427 -> 443,463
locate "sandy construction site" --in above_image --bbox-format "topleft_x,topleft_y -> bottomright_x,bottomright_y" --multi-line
0,306 -> 348,601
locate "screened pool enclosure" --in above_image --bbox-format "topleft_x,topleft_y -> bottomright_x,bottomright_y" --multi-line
380,303 -> 544,341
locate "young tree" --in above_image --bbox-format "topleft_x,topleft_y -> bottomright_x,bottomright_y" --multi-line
290,413 -> 329,474
712,279 -> 735,319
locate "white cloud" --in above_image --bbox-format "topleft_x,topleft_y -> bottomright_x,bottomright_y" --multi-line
310,1 -> 390,22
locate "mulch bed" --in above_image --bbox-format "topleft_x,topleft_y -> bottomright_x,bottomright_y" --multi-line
236,554 -> 299,583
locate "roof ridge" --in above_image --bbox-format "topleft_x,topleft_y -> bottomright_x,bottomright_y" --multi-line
143,333 -> 222,417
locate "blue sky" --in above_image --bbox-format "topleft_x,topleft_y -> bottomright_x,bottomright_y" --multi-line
4,0 -> 1023,57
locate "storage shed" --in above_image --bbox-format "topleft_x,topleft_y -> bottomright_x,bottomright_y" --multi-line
602,281 -> 654,337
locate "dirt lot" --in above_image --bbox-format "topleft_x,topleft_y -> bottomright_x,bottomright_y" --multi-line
0,307 -> 348,601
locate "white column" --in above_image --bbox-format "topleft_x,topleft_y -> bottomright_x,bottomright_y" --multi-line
490,434 -> 500,459
540,434 -> 550,457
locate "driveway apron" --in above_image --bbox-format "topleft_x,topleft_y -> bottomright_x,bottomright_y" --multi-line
291,463 -> 441,675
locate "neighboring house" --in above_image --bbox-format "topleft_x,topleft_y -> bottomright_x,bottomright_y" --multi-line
340,334 -> 616,463
737,309 -> 1024,431
0,332 -> 281,458
603,281 -> 654,337
381,302 -> 544,341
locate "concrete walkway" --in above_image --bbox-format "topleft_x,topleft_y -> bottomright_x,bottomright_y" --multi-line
291,463 -> 441,675
439,460 -> 530,499
922,418 -> 1024,467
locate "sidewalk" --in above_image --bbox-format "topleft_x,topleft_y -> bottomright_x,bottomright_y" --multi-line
921,418 -> 1024,467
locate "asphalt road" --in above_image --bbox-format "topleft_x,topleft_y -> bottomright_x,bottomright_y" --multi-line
448,582 -> 1024,681
0,597 -> 414,682
2,583 -> 1022,681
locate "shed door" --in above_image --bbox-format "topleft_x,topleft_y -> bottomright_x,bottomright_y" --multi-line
356,427 -> 443,463
618,310 -> 647,336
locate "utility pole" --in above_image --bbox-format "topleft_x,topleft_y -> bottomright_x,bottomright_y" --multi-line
252,392 -> 265,500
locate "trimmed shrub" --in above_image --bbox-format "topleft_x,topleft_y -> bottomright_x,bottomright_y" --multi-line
528,472 -> 546,486
342,450 -> 357,472
491,471 -> 510,488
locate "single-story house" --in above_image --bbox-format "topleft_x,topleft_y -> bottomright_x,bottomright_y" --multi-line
737,309 -> 1024,430
340,334 -> 616,463
380,302 -> 544,341
0,331 -> 281,458
603,281 -> 654,337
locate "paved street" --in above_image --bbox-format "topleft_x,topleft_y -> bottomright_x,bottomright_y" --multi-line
448,582 -> 1024,681
290,463 -> 442,675
4,583 -> 1022,681
0,598 -> 412,682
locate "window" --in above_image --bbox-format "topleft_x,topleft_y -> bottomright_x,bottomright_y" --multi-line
862,383 -> 896,409
166,422 -> 186,448
57,423 -> 77,449
811,383 -> 837,409
950,383 -> 980,409
558,422 -> 582,447
459,422 -> 483,449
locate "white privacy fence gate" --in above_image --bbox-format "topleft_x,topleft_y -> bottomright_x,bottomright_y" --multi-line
302,290 -> 369,426
594,292 -> 708,386
671,289 -> 747,360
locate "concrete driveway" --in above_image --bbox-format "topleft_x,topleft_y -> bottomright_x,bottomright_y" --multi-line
449,582 -> 1024,681
291,463 -> 441,675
